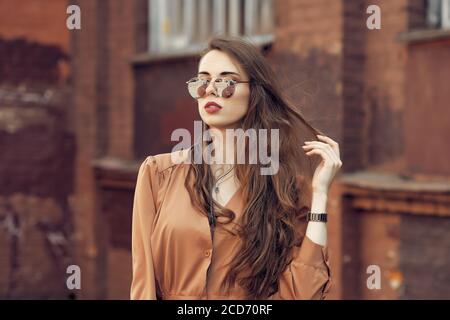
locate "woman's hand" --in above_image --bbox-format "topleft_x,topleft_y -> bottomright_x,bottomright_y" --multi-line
302,135 -> 342,195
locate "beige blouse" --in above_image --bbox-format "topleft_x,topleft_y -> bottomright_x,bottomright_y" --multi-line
130,150 -> 332,300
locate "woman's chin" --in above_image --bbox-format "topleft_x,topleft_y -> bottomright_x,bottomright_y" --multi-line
201,116 -> 231,129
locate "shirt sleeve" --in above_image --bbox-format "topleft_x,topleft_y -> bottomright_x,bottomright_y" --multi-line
130,157 -> 159,300
277,235 -> 332,300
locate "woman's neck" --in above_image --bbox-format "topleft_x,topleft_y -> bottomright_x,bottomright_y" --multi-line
208,126 -> 236,166
206,125 -> 241,189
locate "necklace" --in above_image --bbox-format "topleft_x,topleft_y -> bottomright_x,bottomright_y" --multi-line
213,165 -> 234,194
214,172 -> 234,193
208,166 -> 234,234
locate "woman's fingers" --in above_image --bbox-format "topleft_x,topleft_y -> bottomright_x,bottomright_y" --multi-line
303,141 -> 339,164
316,135 -> 340,158
303,145 -> 342,170
303,145 -> 337,168
303,148 -> 329,161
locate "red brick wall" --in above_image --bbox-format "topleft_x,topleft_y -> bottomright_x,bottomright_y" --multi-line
107,0 -> 138,160
67,0 -> 450,300
0,0 -> 70,84
272,0 -> 343,142
337,0 -> 450,300
404,39 -> 450,176
0,0 -> 70,51
71,0 -> 147,299
363,0 -> 408,170
134,57 -> 201,158
271,0 -> 345,300
399,214 -> 450,299
0,0 -> 74,299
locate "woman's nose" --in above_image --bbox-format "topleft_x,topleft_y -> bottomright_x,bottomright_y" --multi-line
204,80 -> 217,97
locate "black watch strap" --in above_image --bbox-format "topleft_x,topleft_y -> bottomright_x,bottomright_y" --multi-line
306,212 -> 327,222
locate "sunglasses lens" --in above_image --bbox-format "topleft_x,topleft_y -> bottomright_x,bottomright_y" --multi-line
196,84 -> 207,98
221,84 -> 235,98
187,80 -> 207,99
215,80 -> 236,98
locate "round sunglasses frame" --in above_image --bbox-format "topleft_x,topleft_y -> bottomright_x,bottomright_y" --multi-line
186,76 -> 252,99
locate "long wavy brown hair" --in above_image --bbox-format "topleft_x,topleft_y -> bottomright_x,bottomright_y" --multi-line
184,36 -> 323,299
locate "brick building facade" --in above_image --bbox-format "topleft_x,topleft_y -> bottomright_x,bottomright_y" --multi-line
0,0 -> 75,298
1,0 -> 449,299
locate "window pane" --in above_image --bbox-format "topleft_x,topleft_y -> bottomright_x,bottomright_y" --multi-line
197,0 -> 213,42
260,0 -> 274,34
443,0 -> 450,28
245,0 -> 257,35
427,0 -> 441,28
148,0 -> 274,53
213,0 -> 226,35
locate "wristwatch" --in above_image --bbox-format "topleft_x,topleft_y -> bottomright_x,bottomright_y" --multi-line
306,212 -> 327,222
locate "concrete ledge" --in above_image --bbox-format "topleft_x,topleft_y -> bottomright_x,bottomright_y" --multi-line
397,28 -> 450,44
339,171 -> 450,217
129,34 -> 274,66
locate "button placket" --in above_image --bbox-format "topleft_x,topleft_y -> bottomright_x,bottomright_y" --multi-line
203,206 -> 216,298
204,237 -> 214,292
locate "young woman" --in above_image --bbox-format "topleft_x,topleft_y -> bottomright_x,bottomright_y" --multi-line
130,36 -> 342,300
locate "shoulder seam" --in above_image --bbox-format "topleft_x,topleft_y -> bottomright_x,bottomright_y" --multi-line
147,153 -> 179,174
146,147 -> 192,173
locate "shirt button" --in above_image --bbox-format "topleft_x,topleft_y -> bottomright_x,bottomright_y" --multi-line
204,250 -> 211,257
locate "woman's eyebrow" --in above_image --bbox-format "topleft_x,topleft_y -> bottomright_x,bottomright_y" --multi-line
197,71 -> 240,77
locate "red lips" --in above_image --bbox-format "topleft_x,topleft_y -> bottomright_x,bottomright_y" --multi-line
204,101 -> 222,114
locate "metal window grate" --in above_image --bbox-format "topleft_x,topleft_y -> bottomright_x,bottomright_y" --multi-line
148,0 -> 274,54
426,0 -> 450,29
443,0 -> 450,29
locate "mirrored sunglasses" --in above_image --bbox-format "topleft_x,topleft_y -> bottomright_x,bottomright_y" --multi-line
186,77 -> 251,99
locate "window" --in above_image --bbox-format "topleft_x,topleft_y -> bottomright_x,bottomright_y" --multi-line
148,0 -> 274,54
444,0 -> 450,28
426,0 -> 450,29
